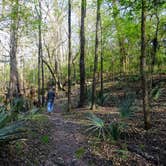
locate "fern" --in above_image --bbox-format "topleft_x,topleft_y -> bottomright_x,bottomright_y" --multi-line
0,111 -> 8,128
118,93 -> 135,118
86,113 -> 106,139
0,121 -> 27,143
108,122 -> 126,140
150,86 -> 163,101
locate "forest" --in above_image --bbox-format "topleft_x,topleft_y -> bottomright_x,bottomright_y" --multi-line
0,0 -> 166,165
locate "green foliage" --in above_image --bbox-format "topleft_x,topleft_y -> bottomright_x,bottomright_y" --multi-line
75,147 -> 86,159
108,122 -> 126,141
11,96 -> 29,113
0,109 -> 8,128
86,91 -> 134,141
0,105 -> 28,144
86,112 -> 106,139
30,108 -> 40,115
25,68 -> 38,86
127,75 -> 140,82
29,114 -> 48,122
118,93 -> 136,118
86,112 -> 125,141
116,149 -> 129,159
150,85 -> 163,101
18,107 -> 48,124
0,103 -> 45,145
15,142 -> 24,153
108,122 -> 120,141
139,144 -> 145,151
97,92 -> 110,106
86,86 -> 92,104
41,135 -> 49,144
0,120 -> 27,144
86,87 -> 111,106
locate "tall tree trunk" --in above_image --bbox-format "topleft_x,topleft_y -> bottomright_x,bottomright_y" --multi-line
68,0 -> 72,111
38,25 -> 41,105
91,0 -> 101,110
9,0 -> 20,99
100,14 -> 104,106
39,1 -> 44,106
79,0 -> 86,107
37,0 -> 44,106
140,0 -> 150,130
112,0 -> 126,76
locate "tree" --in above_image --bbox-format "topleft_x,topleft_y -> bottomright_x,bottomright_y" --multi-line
35,0 -> 44,106
100,14 -> 104,105
39,0 -> 45,106
9,0 -> 20,99
140,0 -> 150,130
68,0 -> 72,111
91,0 -> 101,110
79,0 -> 86,107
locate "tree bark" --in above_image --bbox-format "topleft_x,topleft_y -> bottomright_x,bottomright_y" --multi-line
140,0 -> 151,130
68,0 -> 72,111
91,0 -> 101,110
100,14 -> 104,106
39,1 -> 45,106
9,0 -> 20,99
112,0 -> 127,76
37,0 -> 44,106
79,0 -> 86,107
42,59 -> 65,91
38,7 -> 41,106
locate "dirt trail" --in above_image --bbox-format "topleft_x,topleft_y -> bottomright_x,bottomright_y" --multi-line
44,108 -> 88,166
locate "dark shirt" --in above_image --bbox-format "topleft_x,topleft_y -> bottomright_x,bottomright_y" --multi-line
47,90 -> 55,102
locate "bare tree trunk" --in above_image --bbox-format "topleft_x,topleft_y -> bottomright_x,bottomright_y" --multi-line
41,52 -> 45,106
112,0 -> 126,76
100,14 -> 104,106
91,0 -> 101,110
38,20 -> 41,106
140,0 -> 151,130
68,0 -> 72,111
9,0 -> 20,99
79,0 -> 86,107
37,0 -> 44,106
39,1 -> 44,106
42,59 -> 65,91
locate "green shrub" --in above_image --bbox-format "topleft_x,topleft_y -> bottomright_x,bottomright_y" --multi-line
11,96 -> 30,113
97,92 -> 110,106
86,86 -> 92,104
118,93 -> 136,118
41,135 -> 49,144
86,112 -> 128,141
86,113 -> 106,139
150,85 -> 163,101
0,104 -> 43,145
0,120 -> 27,144
108,122 -> 120,140
108,122 -> 127,141
75,147 -> 86,159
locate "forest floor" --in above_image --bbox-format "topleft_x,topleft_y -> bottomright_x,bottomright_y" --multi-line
5,102 -> 166,166
1,77 -> 166,166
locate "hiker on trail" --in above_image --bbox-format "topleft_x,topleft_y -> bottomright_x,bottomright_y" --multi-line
46,87 -> 55,113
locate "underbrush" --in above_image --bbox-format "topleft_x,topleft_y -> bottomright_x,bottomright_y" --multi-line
85,92 -> 136,140
0,96 -> 48,164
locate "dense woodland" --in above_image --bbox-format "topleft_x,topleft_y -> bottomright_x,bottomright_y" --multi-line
0,0 -> 166,165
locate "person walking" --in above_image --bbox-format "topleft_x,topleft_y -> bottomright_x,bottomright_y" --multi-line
46,87 -> 55,114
